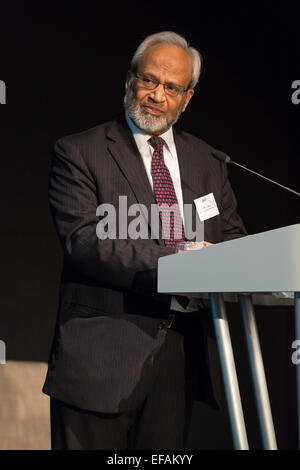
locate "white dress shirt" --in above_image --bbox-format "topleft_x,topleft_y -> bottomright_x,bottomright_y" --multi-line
125,113 -> 196,312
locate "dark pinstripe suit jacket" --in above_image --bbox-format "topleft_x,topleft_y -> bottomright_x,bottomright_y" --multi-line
42,113 -> 247,413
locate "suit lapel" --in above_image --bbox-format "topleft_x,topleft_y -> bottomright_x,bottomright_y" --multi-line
174,127 -> 204,241
106,114 -> 162,242
173,127 -> 202,205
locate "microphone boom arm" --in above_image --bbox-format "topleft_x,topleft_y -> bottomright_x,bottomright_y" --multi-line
231,160 -> 300,198
211,148 -> 300,198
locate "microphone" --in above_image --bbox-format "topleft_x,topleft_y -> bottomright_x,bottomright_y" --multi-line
211,148 -> 300,198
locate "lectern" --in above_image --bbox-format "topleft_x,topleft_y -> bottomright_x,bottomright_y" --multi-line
158,224 -> 300,450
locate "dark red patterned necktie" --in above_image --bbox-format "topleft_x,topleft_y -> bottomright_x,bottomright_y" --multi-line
149,136 -> 185,248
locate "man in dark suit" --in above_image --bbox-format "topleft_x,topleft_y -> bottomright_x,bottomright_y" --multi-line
43,31 -> 247,450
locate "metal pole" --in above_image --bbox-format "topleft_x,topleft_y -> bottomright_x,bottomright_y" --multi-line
238,294 -> 277,449
209,293 -> 249,450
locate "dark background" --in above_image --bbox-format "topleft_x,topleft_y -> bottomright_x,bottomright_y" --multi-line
0,0 -> 299,449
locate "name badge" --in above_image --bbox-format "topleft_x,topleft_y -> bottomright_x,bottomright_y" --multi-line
194,193 -> 220,222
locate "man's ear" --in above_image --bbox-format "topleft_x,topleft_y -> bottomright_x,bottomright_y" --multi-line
182,88 -> 194,112
125,70 -> 132,89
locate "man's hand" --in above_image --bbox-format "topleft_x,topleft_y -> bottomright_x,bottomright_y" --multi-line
177,241 -> 213,253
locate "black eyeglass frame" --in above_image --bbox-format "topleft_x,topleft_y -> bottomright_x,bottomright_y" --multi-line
132,72 -> 190,97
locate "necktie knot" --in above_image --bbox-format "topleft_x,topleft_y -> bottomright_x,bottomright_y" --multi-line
148,136 -> 165,151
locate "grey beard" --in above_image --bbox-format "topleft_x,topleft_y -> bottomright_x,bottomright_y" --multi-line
123,84 -> 184,135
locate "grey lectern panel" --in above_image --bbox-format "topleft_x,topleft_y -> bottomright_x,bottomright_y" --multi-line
158,224 -> 300,294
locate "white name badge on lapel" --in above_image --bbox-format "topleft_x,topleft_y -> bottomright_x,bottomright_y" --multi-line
194,193 -> 220,222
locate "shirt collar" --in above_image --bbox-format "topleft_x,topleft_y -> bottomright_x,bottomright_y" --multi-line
125,112 -> 175,156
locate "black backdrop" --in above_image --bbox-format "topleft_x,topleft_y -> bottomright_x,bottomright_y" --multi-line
0,1 -> 299,449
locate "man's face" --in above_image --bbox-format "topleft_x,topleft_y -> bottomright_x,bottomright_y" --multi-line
124,44 -> 194,135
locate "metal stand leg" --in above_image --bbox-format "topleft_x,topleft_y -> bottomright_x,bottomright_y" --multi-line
210,293 -> 249,450
238,294 -> 277,450
295,292 -> 300,450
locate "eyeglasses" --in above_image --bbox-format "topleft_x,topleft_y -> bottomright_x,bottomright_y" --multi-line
134,73 -> 189,98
